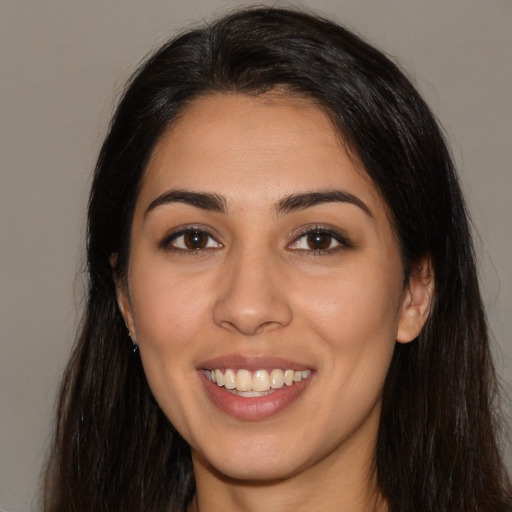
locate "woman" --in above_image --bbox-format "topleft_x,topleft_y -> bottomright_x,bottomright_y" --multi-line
43,7 -> 511,512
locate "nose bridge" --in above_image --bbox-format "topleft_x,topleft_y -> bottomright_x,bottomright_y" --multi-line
212,243 -> 292,335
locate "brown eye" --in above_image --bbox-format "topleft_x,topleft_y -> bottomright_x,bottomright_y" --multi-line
306,233 -> 332,251
288,227 -> 348,253
167,229 -> 222,251
183,231 -> 209,249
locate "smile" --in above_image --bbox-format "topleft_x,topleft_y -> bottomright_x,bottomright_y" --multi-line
204,368 -> 313,395
199,364 -> 314,420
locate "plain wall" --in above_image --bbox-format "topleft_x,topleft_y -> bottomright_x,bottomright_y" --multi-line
1,1 -> 511,510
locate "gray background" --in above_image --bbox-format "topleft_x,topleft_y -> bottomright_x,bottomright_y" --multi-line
1,1 -> 511,510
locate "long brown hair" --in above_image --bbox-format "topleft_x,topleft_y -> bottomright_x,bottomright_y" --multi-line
43,8 -> 511,511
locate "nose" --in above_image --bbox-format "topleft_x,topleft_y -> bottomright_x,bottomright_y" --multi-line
212,249 -> 293,336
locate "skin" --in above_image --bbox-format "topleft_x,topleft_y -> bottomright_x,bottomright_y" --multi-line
117,93 -> 433,512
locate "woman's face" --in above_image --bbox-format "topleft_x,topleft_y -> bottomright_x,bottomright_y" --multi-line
118,93 -> 423,483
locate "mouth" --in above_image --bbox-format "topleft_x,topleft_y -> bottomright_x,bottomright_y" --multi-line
203,368 -> 313,397
198,358 -> 314,420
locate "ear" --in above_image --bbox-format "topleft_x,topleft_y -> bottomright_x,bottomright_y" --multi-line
110,253 -> 136,340
396,256 -> 434,344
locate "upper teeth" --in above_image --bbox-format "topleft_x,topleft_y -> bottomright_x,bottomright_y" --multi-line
206,368 -> 312,393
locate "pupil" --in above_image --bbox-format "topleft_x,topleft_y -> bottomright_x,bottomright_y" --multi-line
185,231 -> 207,249
307,233 -> 331,250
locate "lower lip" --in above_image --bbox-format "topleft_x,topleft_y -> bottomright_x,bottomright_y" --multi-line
199,371 -> 312,421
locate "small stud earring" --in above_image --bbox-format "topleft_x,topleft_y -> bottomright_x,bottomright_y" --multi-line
128,330 -> 138,353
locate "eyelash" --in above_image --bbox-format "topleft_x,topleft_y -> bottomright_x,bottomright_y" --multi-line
288,226 -> 352,255
160,226 -> 223,254
160,225 -> 352,255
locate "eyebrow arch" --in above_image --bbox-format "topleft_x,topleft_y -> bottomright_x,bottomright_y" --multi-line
277,190 -> 373,217
145,189 -> 228,217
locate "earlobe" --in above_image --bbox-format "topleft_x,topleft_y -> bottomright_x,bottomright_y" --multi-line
116,283 -> 136,338
396,256 -> 434,344
110,253 -> 136,340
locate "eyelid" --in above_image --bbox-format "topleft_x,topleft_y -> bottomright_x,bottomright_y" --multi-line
159,225 -> 223,252
287,224 -> 353,252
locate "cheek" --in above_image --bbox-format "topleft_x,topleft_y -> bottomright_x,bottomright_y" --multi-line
298,268 -> 402,344
296,276 -> 400,436
127,264 -> 214,428
294,261 -> 403,390
129,261 -> 213,353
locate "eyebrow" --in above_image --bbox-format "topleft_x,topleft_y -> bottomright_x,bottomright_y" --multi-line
144,188 -> 373,218
145,190 -> 228,217
276,190 -> 373,217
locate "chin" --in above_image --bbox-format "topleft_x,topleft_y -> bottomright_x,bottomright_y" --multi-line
192,432 -> 315,483
207,455 -> 300,483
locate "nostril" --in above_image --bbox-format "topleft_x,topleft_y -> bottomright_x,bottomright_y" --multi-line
217,319 -> 276,336
216,314 -> 291,337
254,321 -> 285,335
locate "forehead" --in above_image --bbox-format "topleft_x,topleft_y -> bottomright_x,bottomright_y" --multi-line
138,92 -> 384,217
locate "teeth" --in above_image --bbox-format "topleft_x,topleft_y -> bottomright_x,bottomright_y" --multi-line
215,369 -> 224,387
207,368 -> 312,393
270,369 -> 284,389
236,369 -> 252,391
253,370 -> 270,392
224,369 -> 236,390
284,369 -> 295,386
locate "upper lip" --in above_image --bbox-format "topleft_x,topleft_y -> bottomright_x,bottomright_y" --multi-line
197,354 -> 313,371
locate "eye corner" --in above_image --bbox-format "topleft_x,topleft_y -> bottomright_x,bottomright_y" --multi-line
287,225 -> 353,255
159,226 -> 223,253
